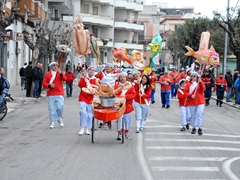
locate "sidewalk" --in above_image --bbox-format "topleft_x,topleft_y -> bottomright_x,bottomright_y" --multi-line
211,95 -> 240,109
8,84 -> 46,104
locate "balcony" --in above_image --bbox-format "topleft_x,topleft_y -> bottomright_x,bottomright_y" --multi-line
114,39 -> 143,50
48,0 -> 71,10
87,0 -> 114,5
12,0 -> 47,21
114,19 -> 144,31
63,13 -> 114,27
114,0 -> 143,11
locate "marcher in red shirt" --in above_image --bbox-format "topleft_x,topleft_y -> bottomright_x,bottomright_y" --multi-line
65,68 -> 76,97
214,73 -> 228,107
78,66 -> 97,135
159,71 -> 173,108
184,72 -> 206,135
42,62 -> 67,129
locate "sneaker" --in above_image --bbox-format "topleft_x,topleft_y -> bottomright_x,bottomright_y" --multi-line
117,134 -> 122,140
181,127 -> 186,131
166,104 -> 170,108
151,101 -> 155,104
78,127 -> 84,135
99,122 -> 104,128
49,122 -> 55,129
136,128 -> 140,133
58,117 -> 64,127
140,127 -> 144,132
125,132 -> 130,139
85,128 -> 91,135
186,123 -> 189,130
198,128 -> 203,135
162,105 -> 165,108
191,128 -> 196,134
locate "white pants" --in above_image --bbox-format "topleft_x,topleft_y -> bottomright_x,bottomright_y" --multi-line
189,104 -> 205,128
179,106 -> 191,126
117,112 -> 132,131
79,101 -> 93,128
134,102 -> 149,128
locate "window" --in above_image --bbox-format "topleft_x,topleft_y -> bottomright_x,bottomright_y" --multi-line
93,7 -> 98,15
83,4 -> 89,13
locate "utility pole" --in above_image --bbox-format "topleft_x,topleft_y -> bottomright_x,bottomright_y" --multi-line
223,0 -> 230,75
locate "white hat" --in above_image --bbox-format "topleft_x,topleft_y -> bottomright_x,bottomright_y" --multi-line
87,66 -> 95,71
179,79 -> 186,85
191,71 -> 201,78
49,62 -> 58,67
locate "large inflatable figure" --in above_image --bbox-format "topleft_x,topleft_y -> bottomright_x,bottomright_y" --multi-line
147,34 -> 162,69
73,16 -> 90,55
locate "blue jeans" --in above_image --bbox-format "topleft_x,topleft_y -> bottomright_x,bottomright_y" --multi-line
66,83 -> 73,97
235,88 -> 240,104
33,80 -> 39,97
226,87 -> 232,101
171,84 -> 177,98
0,88 -> 9,104
161,90 -> 170,106
151,89 -> 155,101
21,76 -> 26,89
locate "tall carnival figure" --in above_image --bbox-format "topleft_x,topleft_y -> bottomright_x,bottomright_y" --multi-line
134,75 -> 152,133
177,79 -> 191,131
214,73 -> 228,107
201,69 -> 214,106
159,71 -> 173,108
78,66 -> 97,135
184,72 -> 206,135
114,72 -> 136,140
42,62 -> 67,129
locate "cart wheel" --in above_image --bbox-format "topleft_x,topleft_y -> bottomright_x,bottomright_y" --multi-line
92,117 -> 95,143
121,117 -> 124,144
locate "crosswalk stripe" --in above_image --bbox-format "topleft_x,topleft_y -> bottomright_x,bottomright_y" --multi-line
145,138 -> 240,145
152,166 -> 219,171
146,146 -> 240,152
148,157 -> 227,161
145,132 -> 240,138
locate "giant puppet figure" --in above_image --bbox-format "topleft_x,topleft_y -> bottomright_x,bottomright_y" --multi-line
147,33 -> 163,69
185,31 -> 220,74
73,16 -> 90,55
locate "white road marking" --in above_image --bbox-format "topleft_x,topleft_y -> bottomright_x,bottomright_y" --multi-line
222,157 -> 240,180
145,132 -> 240,138
145,138 -> 240,145
148,157 -> 227,161
146,146 -> 240,152
152,166 -> 219,171
137,131 -> 154,180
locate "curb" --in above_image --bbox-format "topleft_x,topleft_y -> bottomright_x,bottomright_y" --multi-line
211,96 -> 240,109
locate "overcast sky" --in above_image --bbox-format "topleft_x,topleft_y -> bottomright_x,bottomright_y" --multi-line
146,0 -> 239,18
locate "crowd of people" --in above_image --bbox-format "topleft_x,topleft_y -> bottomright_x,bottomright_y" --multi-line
20,59 -> 240,139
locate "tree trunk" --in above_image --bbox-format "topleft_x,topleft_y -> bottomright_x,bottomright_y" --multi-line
234,52 -> 240,70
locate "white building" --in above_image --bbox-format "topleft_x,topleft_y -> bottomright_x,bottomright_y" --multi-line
2,0 -> 144,85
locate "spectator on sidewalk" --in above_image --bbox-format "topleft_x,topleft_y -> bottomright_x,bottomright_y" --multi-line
225,69 -> 233,102
42,62 -> 67,129
76,63 -> 82,74
0,67 -> 10,104
233,69 -> 239,100
38,63 -> 44,97
233,72 -> 240,105
24,61 -> 33,97
19,63 -> 27,90
66,68 -> 76,97
33,63 -> 42,98
65,61 -> 71,72
214,73 -> 228,107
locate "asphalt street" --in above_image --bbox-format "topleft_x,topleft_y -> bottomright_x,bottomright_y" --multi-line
0,83 -> 240,180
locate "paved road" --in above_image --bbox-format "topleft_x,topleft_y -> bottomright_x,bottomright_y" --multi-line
1,84 -> 240,180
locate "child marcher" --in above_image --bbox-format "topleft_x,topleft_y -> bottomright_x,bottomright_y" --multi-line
177,79 -> 191,131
